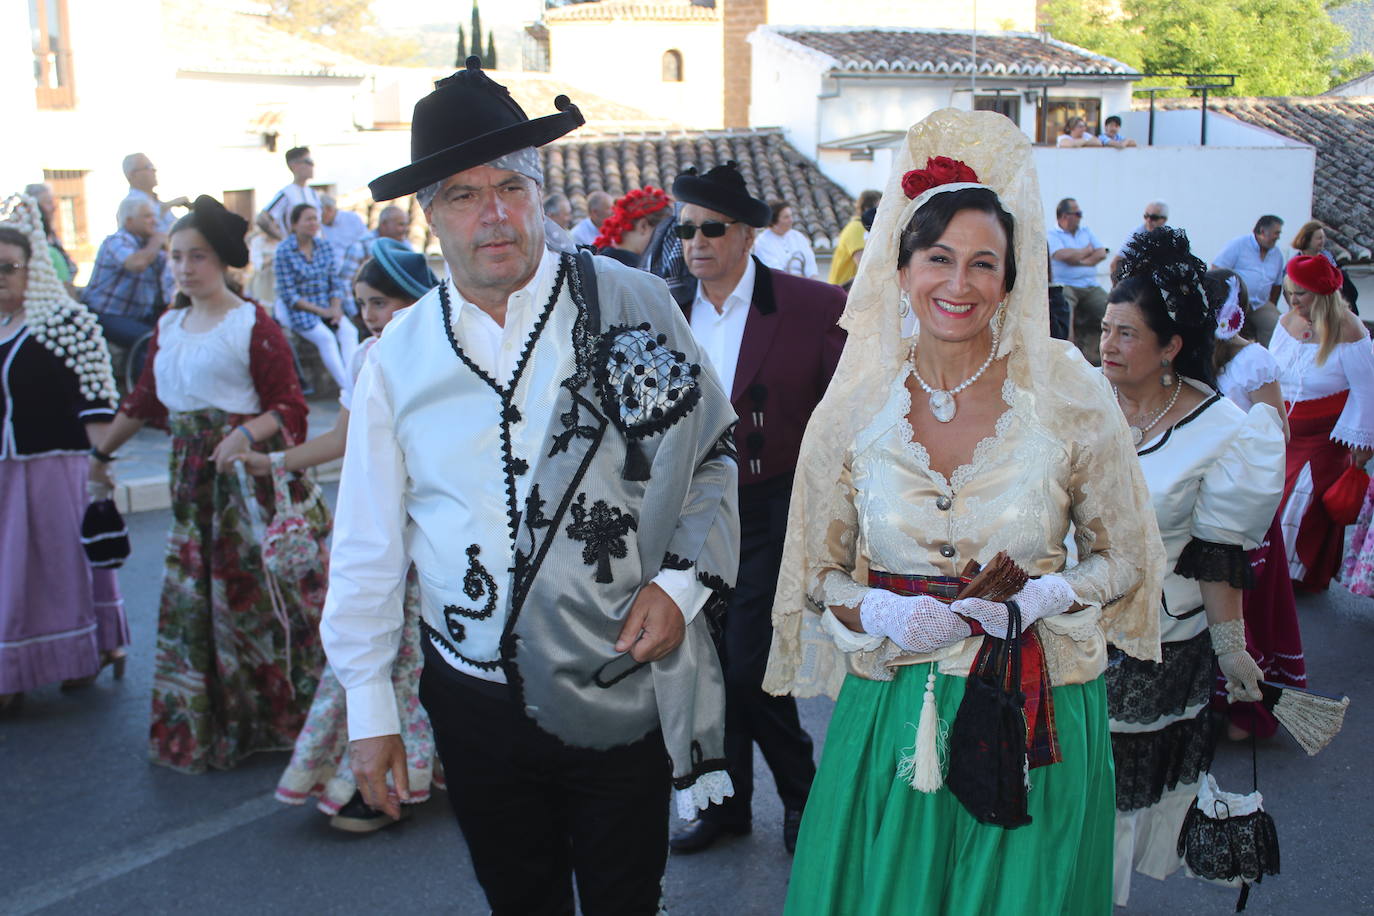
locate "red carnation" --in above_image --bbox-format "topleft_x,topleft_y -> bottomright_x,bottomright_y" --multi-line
902,156 -> 980,200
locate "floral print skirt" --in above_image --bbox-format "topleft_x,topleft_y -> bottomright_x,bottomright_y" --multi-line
149,409 -> 330,773
275,570 -> 445,813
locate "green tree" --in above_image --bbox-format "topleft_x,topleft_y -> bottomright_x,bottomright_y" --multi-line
456,24 -> 467,67
1044,0 -> 1350,95
486,30 -> 497,69
471,1 -> 483,65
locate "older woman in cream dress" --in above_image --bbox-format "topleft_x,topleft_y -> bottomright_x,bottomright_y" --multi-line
765,110 -> 1164,915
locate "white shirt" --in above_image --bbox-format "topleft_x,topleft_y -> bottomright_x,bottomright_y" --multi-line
152,303 -> 261,414
324,249 -> 708,738
1216,341 -> 1279,413
320,210 -> 368,272
1271,321 -> 1374,448
752,228 -> 818,279
264,182 -> 321,239
689,257 -> 755,398
571,216 -> 600,248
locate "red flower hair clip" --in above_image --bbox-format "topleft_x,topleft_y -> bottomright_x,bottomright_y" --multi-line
594,186 -> 672,249
902,157 -> 980,200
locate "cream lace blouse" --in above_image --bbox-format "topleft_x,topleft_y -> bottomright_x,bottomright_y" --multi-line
808,357 -> 1158,688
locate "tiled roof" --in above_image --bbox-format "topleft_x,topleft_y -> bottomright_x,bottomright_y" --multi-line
760,26 -> 1136,78
544,0 -> 720,23
540,128 -> 855,250
1144,97 -> 1374,259
161,1 -> 370,78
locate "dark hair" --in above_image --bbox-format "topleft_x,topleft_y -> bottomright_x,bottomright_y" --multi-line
896,187 -> 1017,293
166,213 -> 245,309
1253,214 -> 1282,234
1105,115 -> 1122,128
354,257 -> 418,305
0,227 -> 33,262
855,190 -> 881,218
289,203 -> 317,228
1055,197 -> 1078,218
768,200 -> 791,226
1207,268 -> 1251,375
1107,229 -> 1217,386
285,146 -> 310,166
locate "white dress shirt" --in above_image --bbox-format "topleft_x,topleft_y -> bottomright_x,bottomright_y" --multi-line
571,217 -> 599,247
689,257 -> 755,398
324,248 -> 709,739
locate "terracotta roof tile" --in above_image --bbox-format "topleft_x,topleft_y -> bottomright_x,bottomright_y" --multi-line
541,128 -> 855,249
766,26 -> 1136,77
1142,96 -> 1374,259
544,0 -> 719,22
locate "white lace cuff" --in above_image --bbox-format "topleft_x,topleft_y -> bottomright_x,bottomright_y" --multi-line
819,569 -> 869,610
821,607 -> 884,652
674,769 -> 734,820
1330,423 -> 1374,450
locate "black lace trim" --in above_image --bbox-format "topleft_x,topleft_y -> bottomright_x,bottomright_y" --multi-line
672,740 -> 731,790
696,569 -> 733,628
1107,627 -> 1214,725
421,619 -> 503,672
1111,710 -> 1216,811
1179,802 -> 1281,882
438,545 -> 497,645
1175,537 -> 1256,588
436,261 -> 566,543
565,252 -> 598,391
593,323 -> 703,441
566,493 -> 638,584
661,552 -> 693,571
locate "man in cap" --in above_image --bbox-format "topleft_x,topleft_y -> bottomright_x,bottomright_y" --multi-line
320,58 -> 739,915
667,162 -> 846,855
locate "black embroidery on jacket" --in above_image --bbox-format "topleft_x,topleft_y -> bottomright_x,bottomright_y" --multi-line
421,619 -> 503,672
439,545 -> 498,646
661,552 -> 693,571
566,492 -> 639,584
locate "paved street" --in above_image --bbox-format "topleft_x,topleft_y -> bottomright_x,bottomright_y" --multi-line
3,482 -> 1373,915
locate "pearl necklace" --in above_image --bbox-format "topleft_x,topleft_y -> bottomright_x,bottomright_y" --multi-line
1115,380 -> 1180,446
910,333 -> 999,423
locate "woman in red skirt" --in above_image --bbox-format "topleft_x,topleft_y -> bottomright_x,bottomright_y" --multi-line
1272,255 -> 1374,592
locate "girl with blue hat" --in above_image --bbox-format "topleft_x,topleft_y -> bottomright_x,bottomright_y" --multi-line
241,234 -> 441,833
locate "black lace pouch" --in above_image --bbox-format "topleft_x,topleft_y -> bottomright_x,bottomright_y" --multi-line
945,600 -> 1032,829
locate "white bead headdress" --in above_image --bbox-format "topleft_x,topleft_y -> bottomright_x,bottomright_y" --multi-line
0,193 -> 118,404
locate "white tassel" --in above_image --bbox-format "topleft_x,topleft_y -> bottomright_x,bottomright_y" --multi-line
897,667 -> 944,793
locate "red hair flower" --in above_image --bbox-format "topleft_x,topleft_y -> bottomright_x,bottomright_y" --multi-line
594,186 -> 672,249
901,156 -> 980,200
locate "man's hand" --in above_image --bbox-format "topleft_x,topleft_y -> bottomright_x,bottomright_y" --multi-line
349,734 -> 410,819
615,582 -> 685,662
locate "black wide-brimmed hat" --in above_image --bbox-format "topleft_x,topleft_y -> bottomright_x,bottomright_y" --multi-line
186,195 -> 249,268
671,161 -> 770,228
370,56 -> 584,201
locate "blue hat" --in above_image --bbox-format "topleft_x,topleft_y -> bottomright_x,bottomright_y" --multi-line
370,238 -> 437,300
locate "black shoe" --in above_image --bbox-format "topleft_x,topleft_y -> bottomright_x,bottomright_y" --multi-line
669,818 -> 751,854
329,790 -> 404,834
782,808 -> 803,854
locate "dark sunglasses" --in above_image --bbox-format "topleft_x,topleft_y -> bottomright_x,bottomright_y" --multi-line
674,220 -> 737,239
1065,210 -> 1083,217
0,262 -> 26,276
1143,213 -> 1167,221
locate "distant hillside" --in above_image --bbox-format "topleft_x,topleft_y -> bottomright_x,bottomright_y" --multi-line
1333,0 -> 1374,57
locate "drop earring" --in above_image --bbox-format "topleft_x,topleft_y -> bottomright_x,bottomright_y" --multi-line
1160,358 -> 1175,388
898,290 -> 912,318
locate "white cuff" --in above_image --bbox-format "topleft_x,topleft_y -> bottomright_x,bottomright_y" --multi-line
651,567 -> 711,625
344,676 -> 401,741
821,606 -> 884,652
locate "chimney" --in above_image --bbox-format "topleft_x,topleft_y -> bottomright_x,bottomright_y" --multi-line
722,0 -> 767,129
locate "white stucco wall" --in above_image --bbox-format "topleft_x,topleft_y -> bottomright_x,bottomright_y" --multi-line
1116,110 -> 1303,148
547,18 -> 724,128
1327,73 -> 1374,96
767,0 -> 1037,31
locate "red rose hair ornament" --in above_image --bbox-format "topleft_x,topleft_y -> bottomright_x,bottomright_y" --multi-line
1286,255 -> 1343,296
902,156 -> 980,200
594,186 -> 672,249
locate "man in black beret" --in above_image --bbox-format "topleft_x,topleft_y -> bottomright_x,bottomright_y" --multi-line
320,58 -> 740,915
668,162 -> 847,855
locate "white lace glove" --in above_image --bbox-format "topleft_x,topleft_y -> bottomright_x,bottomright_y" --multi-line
948,574 -> 1078,639
1210,618 -> 1263,703
858,590 -> 972,653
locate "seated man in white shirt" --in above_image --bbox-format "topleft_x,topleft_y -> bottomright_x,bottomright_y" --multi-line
322,59 -> 739,916
1048,197 -> 1109,364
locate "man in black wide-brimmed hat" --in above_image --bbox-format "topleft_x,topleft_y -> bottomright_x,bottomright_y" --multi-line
320,58 -> 740,914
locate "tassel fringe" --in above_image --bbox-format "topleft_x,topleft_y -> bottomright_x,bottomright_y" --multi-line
897,666 -> 946,793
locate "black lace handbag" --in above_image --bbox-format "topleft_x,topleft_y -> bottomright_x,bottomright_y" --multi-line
1177,717 -> 1280,912
945,600 -> 1032,829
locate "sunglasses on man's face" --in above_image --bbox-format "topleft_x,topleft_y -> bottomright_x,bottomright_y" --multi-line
1065,211 -> 1083,218
0,262 -> 26,276
674,220 -> 738,240
1144,213 -> 1167,222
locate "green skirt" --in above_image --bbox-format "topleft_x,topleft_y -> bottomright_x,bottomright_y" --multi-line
785,664 -> 1115,916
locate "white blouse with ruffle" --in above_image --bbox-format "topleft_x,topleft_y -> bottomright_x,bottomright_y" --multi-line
1271,321 -> 1374,449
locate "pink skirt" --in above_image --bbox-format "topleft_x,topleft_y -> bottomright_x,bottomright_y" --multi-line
0,454 -> 128,692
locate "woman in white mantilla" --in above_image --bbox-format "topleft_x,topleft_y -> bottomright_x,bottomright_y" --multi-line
764,110 -> 1165,914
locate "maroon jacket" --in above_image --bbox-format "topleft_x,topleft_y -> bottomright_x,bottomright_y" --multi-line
683,257 -> 846,488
